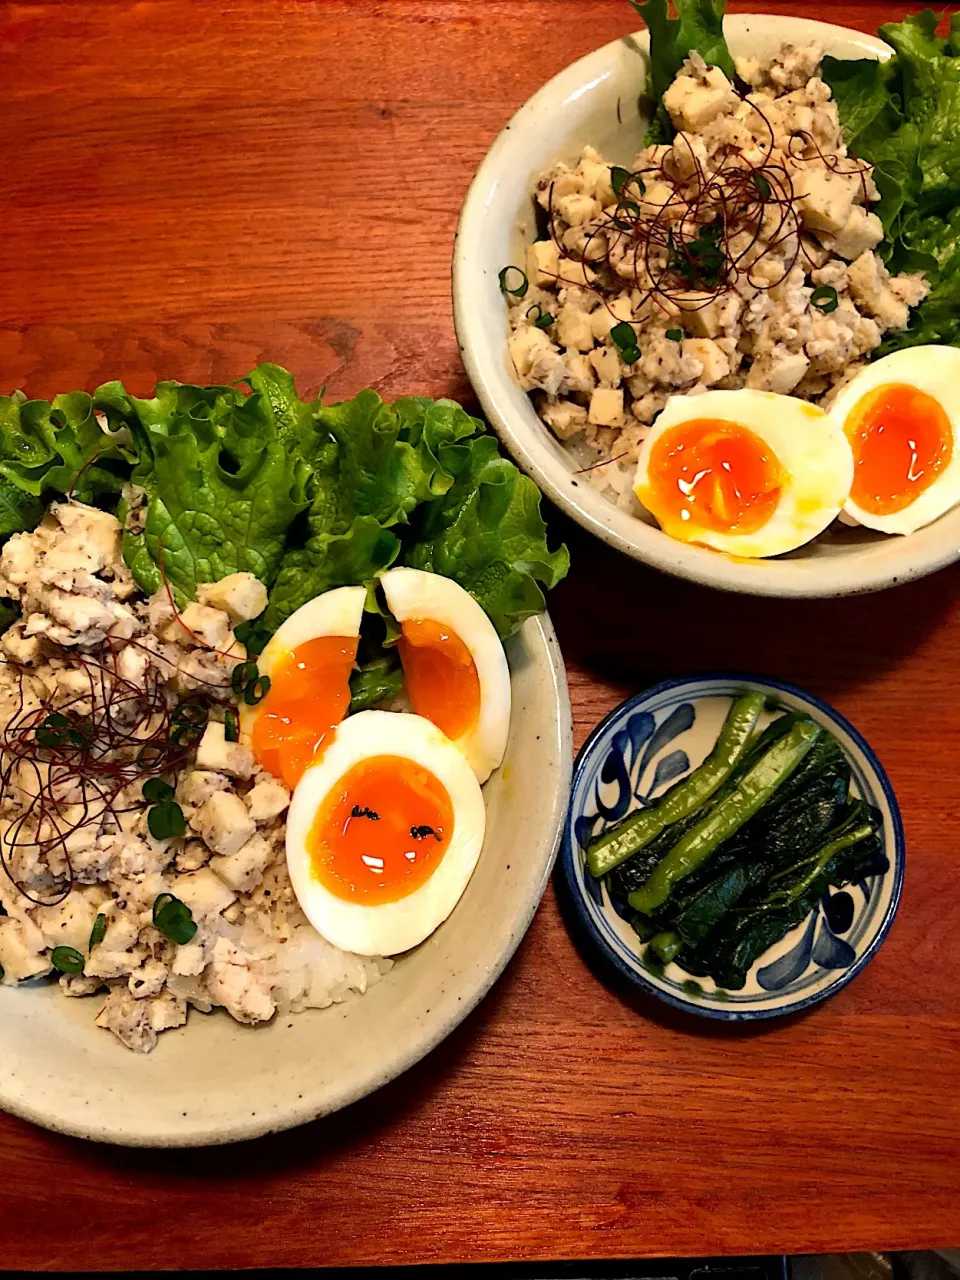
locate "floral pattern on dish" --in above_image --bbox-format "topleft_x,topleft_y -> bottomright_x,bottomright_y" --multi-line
560,675 -> 904,1021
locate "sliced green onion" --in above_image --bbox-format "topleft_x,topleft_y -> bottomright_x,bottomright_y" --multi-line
148,800 -> 186,841
170,720 -> 204,748
534,311 -> 554,330
36,712 -> 72,748
152,894 -> 197,945
171,701 -> 207,727
811,284 -> 839,313
223,710 -> 239,743
136,743 -> 166,769
612,198 -> 640,231
611,321 -> 641,363
666,329 -> 683,342
152,892 -> 176,923
611,165 -> 632,196
235,621 -> 270,657
243,675 -> 271,706
498,265 -> 529,298
51,946 -> 84,975
142,777 -> 174,804
752,172 -> 772,200
89,914 -> 107,949
231,661 -> 259,696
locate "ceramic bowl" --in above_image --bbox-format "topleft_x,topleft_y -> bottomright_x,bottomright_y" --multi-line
559,674 -> 904,1021
0,614 -> 571,1147
453,15 -> 960,598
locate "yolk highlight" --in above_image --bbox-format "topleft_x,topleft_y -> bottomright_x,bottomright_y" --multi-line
845,382 -> 952,516
251,635 -> 358,790
397,618 -> 480,741
645,419 -> 785,538
308,754 -> 454,905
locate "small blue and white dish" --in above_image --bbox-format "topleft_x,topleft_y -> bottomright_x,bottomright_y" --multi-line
560,674 -> 905,1021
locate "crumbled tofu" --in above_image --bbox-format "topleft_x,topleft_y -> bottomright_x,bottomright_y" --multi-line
211,834 -> 273,894
173,867 -> 237,918
589,388 -> 625,428
663,64 -> 738,132
527,240 -> 560,287
192,791 -> 256,857
245,776 -> 291,823
196,572 -> 267,623
830,206 -> 884,261
792,170 -> 857,235
195,722 -> 256,779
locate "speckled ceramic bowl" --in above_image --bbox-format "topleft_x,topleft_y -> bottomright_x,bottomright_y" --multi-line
560,674 -> 904,1020
0,614 -> 571,1147
453,16 -> 960,597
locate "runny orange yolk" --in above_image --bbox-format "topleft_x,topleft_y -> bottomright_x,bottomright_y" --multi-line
251,635 -> 358,791
396,618 -> 480,742
308,754 -> 454,905
645,420 -> 785,538
845,382 -> 952,516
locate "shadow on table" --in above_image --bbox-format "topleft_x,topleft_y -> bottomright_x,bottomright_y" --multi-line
552,857 -> 818,1042
548,515 -> 959,701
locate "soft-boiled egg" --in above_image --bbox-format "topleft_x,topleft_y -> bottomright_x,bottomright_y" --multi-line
380,567 -> 510,784
286,709 -> 486,956
633,389 -> 853,559
829,345 -> 960,535
240,585 -> 365,791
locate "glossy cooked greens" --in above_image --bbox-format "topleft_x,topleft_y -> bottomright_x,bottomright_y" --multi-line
595,704 -> 888,990
0,367 -> 569,648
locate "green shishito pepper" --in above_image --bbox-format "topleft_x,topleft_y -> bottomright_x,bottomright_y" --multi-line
586,691 -> 765,878
628,718 -> 822,914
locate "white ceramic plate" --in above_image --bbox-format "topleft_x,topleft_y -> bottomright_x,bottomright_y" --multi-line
454,16 -> 960,598
0,614 -> 571,1147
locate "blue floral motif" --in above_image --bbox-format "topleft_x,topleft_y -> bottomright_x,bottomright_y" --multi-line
756,883 -> 870,991
562,674 -> 903,1021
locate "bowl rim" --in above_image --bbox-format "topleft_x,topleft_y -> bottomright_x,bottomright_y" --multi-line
0,612 -> 573,1147
452,15 -> 960,599
559,672 -> 905,1022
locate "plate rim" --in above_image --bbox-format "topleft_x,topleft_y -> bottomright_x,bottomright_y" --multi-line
559,671 -> 905,1022
0,612 -> 573,1147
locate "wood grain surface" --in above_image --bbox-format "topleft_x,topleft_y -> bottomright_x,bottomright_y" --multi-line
2,0 -> 959,1268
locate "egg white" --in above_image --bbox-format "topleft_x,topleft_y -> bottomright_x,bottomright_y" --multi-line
239,585 -> 366,741
830,345 -> 960,535
286,710 -> 486,957
380,567 -> 511,784
633,389 -> 854,559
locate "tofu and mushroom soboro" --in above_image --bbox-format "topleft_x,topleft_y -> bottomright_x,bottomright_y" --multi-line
0,502 -> 390,1054
505,42 -> 929,507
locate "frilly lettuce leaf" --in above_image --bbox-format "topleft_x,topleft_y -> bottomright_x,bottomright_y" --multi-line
103,378 -> 310,603
403,434 -> 570,640
35,366 -> 571,643
263,392 -> 500,630
824,9 -> 960,352
0,389 -> 132,545
630,0 -> 735,143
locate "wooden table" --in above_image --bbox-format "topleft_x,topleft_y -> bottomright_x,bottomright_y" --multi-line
2,0 -> 959,1267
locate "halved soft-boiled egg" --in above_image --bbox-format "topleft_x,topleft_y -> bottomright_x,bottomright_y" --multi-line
286,709 -> 486,955
380,567 -> 510,784
829,346 -> 960,535
633,389 -> 853,558
240,586 -> 365,791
